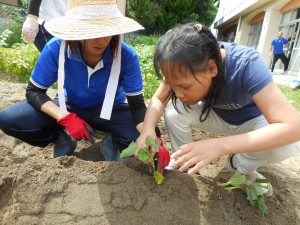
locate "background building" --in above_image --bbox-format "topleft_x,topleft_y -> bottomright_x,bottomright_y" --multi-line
213,0 -> 300,77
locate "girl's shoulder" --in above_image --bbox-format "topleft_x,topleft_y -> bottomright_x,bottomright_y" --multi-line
121,42 -> 138,60
37,38 -> 62,62
121,42 -> 136,53
219,41 -> 260,62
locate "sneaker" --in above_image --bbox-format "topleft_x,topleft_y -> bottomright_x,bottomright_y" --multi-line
51,130 -> 77,158
225,154 -> 273,196
100,134 -> 123,162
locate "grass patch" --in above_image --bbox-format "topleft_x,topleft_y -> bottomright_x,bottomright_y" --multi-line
278,85 -> 300,110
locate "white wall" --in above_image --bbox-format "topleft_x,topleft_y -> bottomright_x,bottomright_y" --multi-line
215,0 -> 245,21
212,0 -> 256,36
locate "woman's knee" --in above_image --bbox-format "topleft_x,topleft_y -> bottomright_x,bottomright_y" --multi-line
0,107 -> 17,130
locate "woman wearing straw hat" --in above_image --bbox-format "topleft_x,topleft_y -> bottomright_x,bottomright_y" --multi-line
0,0 -> 170,163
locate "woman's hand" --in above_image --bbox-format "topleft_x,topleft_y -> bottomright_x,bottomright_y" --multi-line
171,138 -> 224,175
57,113 -> 94,141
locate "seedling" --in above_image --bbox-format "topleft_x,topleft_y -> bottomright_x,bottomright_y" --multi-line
120,136 -> 165,184
218,172 -> 269,215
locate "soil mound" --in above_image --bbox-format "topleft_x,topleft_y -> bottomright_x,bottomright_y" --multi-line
0,81 -> 299,225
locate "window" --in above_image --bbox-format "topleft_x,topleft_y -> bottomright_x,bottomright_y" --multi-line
247,20 -> 263,49
282,8 -> 300,24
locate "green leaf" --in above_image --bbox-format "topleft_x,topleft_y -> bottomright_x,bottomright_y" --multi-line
119,134 -> 169,184
145,135 -> 155,146
153,171 -> 165,185
145,135 -> 160,153
152,139 -> 161,153
257,195 -> 268,215
223,186 -> 241,191
219,171 -> 269,215
246,186 -> 258,201
120,142 -> 137,158
252,182 -> 269,196
138,147 -> 151,161
218,172 -> 246,188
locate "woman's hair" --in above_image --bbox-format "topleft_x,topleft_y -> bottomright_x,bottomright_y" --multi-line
154,22 -> 224,122
66,35 -> 121,59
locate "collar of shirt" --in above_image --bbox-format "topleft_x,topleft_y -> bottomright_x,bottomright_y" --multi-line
66,43 -> 115,87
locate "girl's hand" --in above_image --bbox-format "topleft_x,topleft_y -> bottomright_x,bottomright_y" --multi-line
135,130 -> 157,157
171,139 -> 224,175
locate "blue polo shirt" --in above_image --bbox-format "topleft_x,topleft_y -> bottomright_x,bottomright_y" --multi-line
212,42 -> 273,125
271,37 -> 288,54
30,38 -> 143,109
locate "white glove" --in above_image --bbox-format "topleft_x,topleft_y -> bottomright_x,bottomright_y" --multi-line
22,16 -> 39,43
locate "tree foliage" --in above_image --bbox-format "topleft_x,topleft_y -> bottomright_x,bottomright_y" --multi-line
127,0 -> 218,35
193,0 -> 219,28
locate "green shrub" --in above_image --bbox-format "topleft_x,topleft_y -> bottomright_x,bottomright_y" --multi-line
125,35 -> 160,99
124,34 -> 159,47
127,0 -> 161,35
0,39 -> 159,99
0,29 -> 13,47
133,43 -> 160,99
278,85 -> 300,110
1,4 -> 27,47
0,43 -> 39,82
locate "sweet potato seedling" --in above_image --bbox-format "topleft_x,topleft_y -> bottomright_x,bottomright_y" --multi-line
218,172 -> 269,215
120,136 -> 165,184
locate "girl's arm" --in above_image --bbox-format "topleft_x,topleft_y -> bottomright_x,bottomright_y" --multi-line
141,80 -> 171,133
135,81 -> 171,152
220,81 -> 300,154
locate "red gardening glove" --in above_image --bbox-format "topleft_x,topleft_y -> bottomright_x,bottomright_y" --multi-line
57,113 -> 93,141
155,137 -> 171,172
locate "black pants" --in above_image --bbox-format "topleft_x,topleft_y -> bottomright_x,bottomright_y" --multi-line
271,53 -> 288,72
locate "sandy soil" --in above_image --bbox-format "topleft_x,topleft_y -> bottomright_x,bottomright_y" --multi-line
0,80 -> 300,225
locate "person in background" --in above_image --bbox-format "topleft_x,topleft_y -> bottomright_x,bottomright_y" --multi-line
270,31 -> 289,73
0,0 -> 170,167
136,22 -> 300,196
22,0 -> 68,52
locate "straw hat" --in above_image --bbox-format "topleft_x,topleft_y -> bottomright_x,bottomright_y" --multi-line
45,0 -> 144,40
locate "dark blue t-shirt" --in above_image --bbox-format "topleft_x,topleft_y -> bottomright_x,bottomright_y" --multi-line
212,42 -> 273,125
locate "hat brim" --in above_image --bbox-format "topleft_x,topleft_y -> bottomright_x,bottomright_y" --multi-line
45,17 -> 144,40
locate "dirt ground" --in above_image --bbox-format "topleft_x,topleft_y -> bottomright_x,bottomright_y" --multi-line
0,80 -> 300,225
